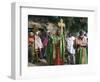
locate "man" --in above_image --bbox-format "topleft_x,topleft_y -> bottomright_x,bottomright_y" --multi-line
66,33 -> 76,64
35,31 -> 43,59
75,31 -> 88,64
28,32 -> 35,63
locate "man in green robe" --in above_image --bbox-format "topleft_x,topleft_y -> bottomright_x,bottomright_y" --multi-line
75,31 -> 88,64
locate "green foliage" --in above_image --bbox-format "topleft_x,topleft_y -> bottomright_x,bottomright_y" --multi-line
28,15 -> 88,35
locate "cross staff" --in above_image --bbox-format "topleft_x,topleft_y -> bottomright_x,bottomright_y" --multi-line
58,18 -> 65,34
57,18 -> 65,64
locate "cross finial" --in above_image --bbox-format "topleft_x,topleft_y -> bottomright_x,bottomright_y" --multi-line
58,18 -> 65,34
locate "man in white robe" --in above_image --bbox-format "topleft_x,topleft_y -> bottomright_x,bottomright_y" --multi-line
66,33 -> 75,64
34,31 -> 43,59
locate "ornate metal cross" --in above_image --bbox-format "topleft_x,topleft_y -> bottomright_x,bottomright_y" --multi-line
58,18 -> 65,34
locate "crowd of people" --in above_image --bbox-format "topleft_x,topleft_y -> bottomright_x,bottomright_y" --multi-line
28,28 -> 88,66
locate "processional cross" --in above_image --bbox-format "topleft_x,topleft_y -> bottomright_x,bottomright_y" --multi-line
56,18 -> 65,64
58,18 -> 65,34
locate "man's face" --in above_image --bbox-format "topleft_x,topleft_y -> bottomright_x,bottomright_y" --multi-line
80,34 -> 84,38
30,32 -> 34,36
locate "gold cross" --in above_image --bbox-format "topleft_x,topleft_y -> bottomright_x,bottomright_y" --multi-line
58,18 -> 65,34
